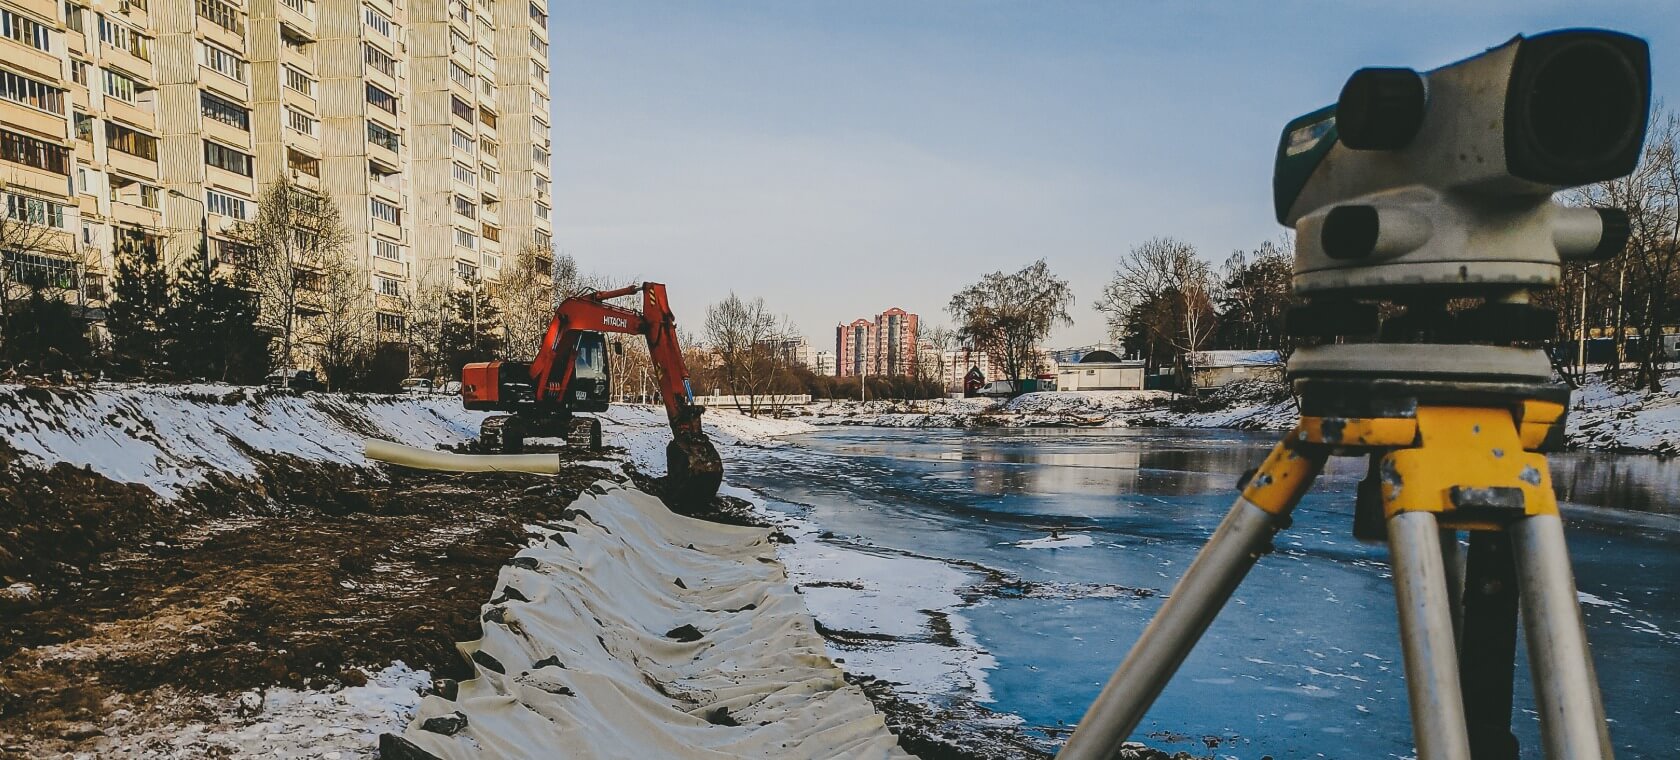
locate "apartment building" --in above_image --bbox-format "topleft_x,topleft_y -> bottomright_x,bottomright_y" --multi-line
834,307 -> 919,378
0,0 -> 551,352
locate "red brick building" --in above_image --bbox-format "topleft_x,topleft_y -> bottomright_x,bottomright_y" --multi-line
834,308 -> 919,377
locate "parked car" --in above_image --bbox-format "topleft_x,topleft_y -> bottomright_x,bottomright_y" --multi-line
266,369 -> 324,392
975,380 -> 1018,398
400,377 -> 434,395
441,380 -> 463,395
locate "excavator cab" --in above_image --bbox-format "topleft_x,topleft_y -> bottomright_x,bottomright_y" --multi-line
567,332 -> 610,412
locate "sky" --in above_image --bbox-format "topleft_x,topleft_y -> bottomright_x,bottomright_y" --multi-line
548,1 -> 1678,348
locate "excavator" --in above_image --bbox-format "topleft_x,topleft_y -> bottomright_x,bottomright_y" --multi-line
458,282 -> 723,502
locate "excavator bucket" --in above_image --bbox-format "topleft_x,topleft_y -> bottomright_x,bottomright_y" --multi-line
665,434 -> 723,505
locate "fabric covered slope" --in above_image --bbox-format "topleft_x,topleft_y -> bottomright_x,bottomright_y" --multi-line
390,481 -> 912,759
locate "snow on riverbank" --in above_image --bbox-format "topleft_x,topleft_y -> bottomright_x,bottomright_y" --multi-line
1567,374 -> 1680,456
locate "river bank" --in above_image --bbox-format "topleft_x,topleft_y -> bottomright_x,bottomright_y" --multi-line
792,374 -> 1680,456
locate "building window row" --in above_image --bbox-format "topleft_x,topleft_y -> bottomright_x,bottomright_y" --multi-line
450,94 -> 473,123
454,228 -> 476,249
1,9 -> 52,52
0,68 -> 64,114
374,274 -> 400,297
366,83 -> 396,114
281,0 -> 314,20
288,149 -> 319,177
371,197 -> 400,224
200,90 -> 249,130
206,189 -> 249,220
453,194 -> 475,220
201,41 -> 246,82
364,43 -> 396,78
204,140 -> 253,176
376,311 -> 405,332
529,31 -> 546,56
5,193 -> 67,229
1,129 -> 69,174
374,237 -> 401,260
450,127 -> 474,155
285,65 -> 315,97
481,223 -> 498,242
368,120 -> 400,152
479,164 -> 497,184
98,15 -> 150,60
102,67 -> 140,103
105,121 -> 157,160
4,250 -> 77,289
286,107 -> 317,137
197,0 -> 244,36
449,61 -> 474,89
364,6 -> 392,38
452,161 -> 475,187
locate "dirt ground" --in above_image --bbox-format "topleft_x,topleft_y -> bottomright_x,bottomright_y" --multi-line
0,442 -> 617,756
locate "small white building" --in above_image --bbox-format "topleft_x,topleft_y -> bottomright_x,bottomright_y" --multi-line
1186,350 -> 1284,391
1055,350 -> 1146,391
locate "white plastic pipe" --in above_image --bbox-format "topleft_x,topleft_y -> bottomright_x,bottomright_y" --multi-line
364,438 -> 561,475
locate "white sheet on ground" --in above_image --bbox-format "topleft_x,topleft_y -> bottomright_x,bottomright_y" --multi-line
395,481 -> 912,759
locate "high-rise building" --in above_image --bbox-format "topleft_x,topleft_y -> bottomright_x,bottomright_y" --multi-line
834,307 -> 918,377
1,0 -> 551,355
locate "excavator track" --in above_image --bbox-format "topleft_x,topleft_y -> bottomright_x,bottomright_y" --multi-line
480,415 -> 526,454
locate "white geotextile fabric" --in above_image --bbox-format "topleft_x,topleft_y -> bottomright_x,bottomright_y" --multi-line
396,482 -> 913,759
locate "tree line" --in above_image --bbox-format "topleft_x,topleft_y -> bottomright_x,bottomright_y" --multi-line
0,177 -> 563,391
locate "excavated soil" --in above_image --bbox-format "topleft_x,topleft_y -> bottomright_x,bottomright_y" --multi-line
0,444 -> 616,755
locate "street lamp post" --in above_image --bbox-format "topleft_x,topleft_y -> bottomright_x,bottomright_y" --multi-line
164,188 -> 210,267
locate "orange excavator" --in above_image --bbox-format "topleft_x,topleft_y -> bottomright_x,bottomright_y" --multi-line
458,282 -> 722,501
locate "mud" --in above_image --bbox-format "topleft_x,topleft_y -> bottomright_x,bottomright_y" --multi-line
0,445 -> 615,755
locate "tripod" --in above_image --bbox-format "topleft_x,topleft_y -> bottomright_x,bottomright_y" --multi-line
1059,342 -> 1613,760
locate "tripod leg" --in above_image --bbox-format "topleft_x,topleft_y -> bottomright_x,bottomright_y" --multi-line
1388,511 -> 1472,760
1059,439 -> 1324,760
1510,514 -> 1614,759
1440,529 -> 1465,645
1459,531 -> 1520,760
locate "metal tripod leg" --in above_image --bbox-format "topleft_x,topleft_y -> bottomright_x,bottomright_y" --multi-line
1458,531 -> 1520,760
1511,514 -> 1614,759
1388,511 -> 1472,760
1059,439 -> 1324,760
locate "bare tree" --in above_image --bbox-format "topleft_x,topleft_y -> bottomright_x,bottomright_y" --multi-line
490,243 -> 557,361
1576,104 -> 1680,391
947,259 -> 1075,385
236,178 -> 352,369
704,293 -> 780,415
0,183 -> 75,321
304,252 -> 376,390
918,324 -> 957,392
1096,237 -> 1218,374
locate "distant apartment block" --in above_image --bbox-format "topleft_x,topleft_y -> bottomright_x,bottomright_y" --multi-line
834,307 -> 918,377
0,0 -> 552,345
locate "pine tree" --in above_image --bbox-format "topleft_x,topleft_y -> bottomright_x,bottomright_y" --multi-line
105,236 -> 170,378
164,251 -> 269,382
440,287 -> 502,372
0,286 -> 94,373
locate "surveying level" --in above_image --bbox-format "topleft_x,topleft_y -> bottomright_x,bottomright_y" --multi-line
1061,30 -> 1651,760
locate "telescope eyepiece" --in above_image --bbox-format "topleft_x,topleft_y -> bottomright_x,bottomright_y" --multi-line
1336,68 -> 1427,151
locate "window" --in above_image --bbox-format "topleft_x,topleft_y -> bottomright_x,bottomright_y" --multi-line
4,250 -> 77,289
481,223 -> 499,242
456,261 -> 477,280
375,275 -> 400,297
478,107 -> 496,129
98,16 -> 149,60
450,95 -> 473,122
137,184 -> 160,209
0,69 -> 64,114
532,90 -> 549,117
531,58 -> 546,78
368,120 -> 399,152
285,66 -> 315,97
74,112 -> 94,141
1,9 -> 52,51
287,150 -> 318,177
105,122 -> 156,159
479,164 -> 497,184
374,238 -> 401,260
5,193 -> 66,228
452,162 -> 476,187
364,6 -> 391,37
483,254 -> 499,271
454,228 -> 476,249
450,128 -> 474,154
479,138 -> 497,157
75,167 -> 90,193
450,29 -> 470,56
533,145 -> 549,166
201,41 -> 246,82
529,31 -> 546,56
200,91 -> 248,130
453,194 -> 475,219
70,59 -> 87,85
449,61 -> 473,89
529,2 -> 546,24
376,312 -> 405,332
366,83 -> 396,113
281,0 -> 313,19
534,230 -> 551,249
535,200 -> 550,220
102,68 -> 138,102
371,197 -> 400,224
364,43 -> 396,77
65,2 -> 86,34
1,129 -> 70,173
215,238 -> 256,266
204,140 -> 253,176
286,107 -> 317,136
197,0 -> 243,35
206,189 -> 250,220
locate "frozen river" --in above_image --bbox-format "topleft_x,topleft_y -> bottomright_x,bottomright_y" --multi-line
732,426 -> 1680,759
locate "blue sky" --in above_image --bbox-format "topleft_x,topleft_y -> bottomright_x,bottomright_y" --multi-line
549,1 -> 1677,347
